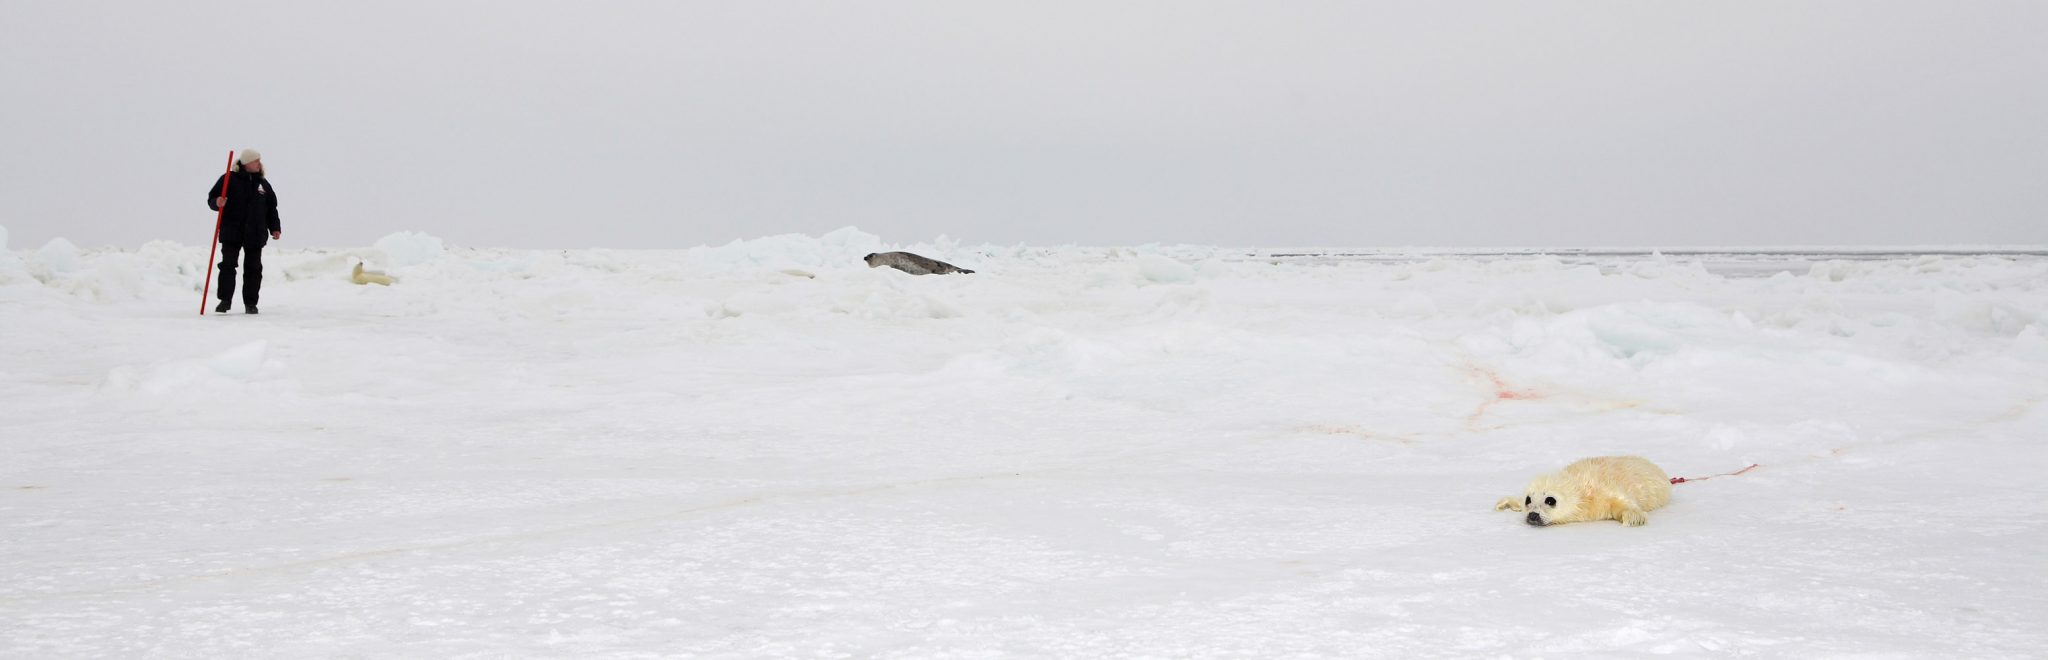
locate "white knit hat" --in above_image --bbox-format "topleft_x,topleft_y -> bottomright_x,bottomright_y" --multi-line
233,149 -> 265,174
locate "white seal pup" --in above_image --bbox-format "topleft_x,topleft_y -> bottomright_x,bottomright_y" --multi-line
1494,456 -> 1672,527
350,262 -> 396,286
863,251 -> 974,275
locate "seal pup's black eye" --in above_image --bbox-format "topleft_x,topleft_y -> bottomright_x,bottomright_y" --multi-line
1544,496 -> 1557,507
1525,496 -> 1532,505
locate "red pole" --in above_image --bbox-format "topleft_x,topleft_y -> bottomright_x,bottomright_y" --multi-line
201,150 -> 234,315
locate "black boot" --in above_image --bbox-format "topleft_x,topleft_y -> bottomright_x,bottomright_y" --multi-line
215,301 -> 230,313
246,305 -> 259,315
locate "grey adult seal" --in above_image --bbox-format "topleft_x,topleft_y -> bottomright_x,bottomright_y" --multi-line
863,251 -> 975,275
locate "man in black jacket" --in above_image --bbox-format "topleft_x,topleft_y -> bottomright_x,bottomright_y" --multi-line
207,149 -> 282,314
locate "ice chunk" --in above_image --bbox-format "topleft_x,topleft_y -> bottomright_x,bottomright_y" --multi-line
61,252 -> 146,301
0,225 -> 24,284
279,251 -> 362,281
0,253 -> 26,284
374,231 -> 446,266
35,237 -> 80,274
2012,325 -> 2048,361
1135,253 -> 1195,284
689,226 -> 886,270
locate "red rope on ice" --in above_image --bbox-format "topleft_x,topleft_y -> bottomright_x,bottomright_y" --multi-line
1670,463 -> 1760,484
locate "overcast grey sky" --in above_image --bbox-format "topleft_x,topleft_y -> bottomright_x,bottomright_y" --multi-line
3,1 -> 2043,249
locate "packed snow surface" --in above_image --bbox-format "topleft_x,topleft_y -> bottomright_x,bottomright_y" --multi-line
3,228 -> 2046,657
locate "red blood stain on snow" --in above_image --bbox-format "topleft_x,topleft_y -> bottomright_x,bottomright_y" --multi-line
1467,366 -> 1543,428
1304,424 -> 1418,445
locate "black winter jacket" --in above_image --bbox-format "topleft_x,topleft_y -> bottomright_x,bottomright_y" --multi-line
207,171 -> 281,246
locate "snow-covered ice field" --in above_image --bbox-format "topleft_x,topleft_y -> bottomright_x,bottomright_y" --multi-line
3,228 -> 2046,657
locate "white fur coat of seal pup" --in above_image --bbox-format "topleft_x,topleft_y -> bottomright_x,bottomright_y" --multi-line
350,263 -> 396,286
1494,456 -> 1671,527
863,252 -> 974,275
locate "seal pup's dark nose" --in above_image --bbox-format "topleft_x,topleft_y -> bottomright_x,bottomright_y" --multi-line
1526,512 -> 1545,526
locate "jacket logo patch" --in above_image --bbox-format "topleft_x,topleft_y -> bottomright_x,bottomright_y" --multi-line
257,184 -> 267,195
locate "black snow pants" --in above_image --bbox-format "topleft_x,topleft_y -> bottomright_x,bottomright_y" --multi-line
217,242 -> 263,306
